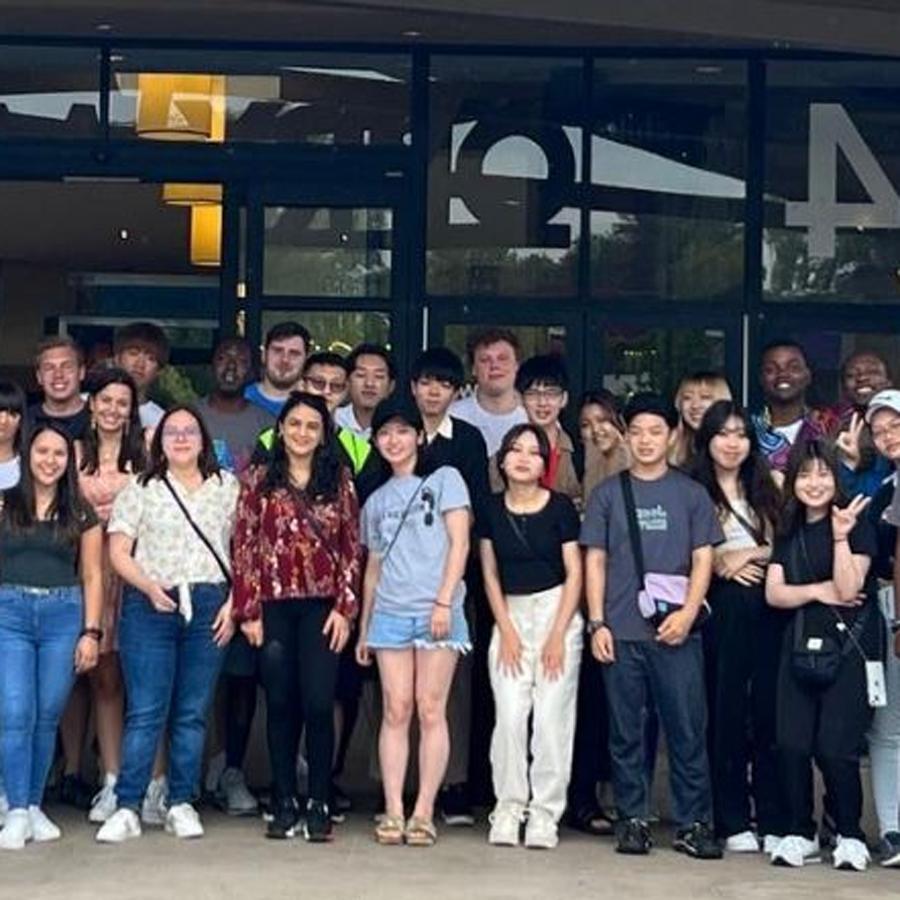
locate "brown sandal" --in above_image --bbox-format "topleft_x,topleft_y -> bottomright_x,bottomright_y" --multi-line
374,814 -> 405,845
404,816 -> 437,847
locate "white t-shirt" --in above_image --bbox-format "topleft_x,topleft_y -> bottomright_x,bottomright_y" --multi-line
0,455 -> 20,491
773,419 -> 803,447
140,400 -> 165,430
450,393 -> 527,456
334,405 -> 371,441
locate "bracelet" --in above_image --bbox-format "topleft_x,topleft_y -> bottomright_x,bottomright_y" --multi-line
80,626 -> 103,641
833,538 -> 849,544
434,600 -> 451,609
586,618 -> 609,636
891,619 -> 900,635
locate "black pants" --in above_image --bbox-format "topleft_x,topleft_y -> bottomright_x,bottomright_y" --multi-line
567,645 -> 611,813
259,598 -> 339,805
703,579 -> 786,838
776,606 -> 881,841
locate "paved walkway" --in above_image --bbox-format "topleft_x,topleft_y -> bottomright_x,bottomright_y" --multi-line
4,808 -> 898,900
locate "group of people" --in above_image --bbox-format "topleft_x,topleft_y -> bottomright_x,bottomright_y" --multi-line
0,321 -> 898,875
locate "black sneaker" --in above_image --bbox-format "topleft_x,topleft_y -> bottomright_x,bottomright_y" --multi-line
616,817 -> 652,855
266,796 -> 300,839
673,822 -> 723,860
878,831 -> 900,868
59,774 -> 94,811
304,799 -> 334,843
439,783 -> 475,827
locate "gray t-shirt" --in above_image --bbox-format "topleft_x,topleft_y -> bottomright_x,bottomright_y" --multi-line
197,397 -> 274,475
580,468 -> 723,641
362,465 -> 470,617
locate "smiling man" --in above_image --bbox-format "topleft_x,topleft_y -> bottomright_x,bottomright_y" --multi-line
244,321 -> 311,418
28,336 -> 90,440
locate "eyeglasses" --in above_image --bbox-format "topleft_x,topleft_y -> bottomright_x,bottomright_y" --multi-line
305,376 -> 347,394
523,387 -> 564,401
162,426 -> 201,440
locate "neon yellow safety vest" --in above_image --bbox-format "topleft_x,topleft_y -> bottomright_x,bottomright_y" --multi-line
256,425 -> 371,476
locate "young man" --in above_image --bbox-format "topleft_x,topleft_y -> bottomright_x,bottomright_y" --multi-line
334,343 -> 396,441
752,340 -> 836,473
244,321 -> 311,417
411,347 -> 491,825
580,393 -> 723,860
490,354 -> 580,502
113,321 -> 170,429
864,389 -> 900,867
29,336 -> 90,440
451,328 -> 527,457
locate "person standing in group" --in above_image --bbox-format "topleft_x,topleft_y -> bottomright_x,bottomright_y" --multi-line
244,321 -> 311,418
0,380 -> 26,492
95,407 -> 238,843
578,390 -> 628,500
691,400 -> 785,854
669,373 -> 732,469
334,343 -> 397,442
76,368 -> 148,824
0,424 -> 103,850
765,440 -> 883,871
580,393 -> 723,860
451,328 -> 527,457
356,396 -> 470,847
113,322 -> 170,430
479,424 -> 583,849
28,336 -> 90,441
232,392 -> 360,843
865,389 -> 900,868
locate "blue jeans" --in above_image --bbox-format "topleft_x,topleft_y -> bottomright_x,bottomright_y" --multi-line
603,635 -> 713,829
0,584 -> 81,809
117,583 -> 227,809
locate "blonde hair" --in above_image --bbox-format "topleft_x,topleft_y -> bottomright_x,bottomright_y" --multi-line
669,372 -> 732,468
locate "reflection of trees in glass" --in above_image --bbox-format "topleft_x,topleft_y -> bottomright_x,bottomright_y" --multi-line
264,310 -> 390,354
264,247 -> 391,298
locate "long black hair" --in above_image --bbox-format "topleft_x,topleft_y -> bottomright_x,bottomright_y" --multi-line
692,400 -> 781,541
80,367 -> 146,475
778,438 -> 845,538
0,379 -> 26,456
262,391 -> 341,503
2,422 -> 92,543
140,405 -> 220,485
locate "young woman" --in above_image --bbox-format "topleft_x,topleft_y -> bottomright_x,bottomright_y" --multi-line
356,396 -> 470,847
579,389 -> 628,499
96,406 -> 238,843
669,372 -> 732,469
78,368 -> 147,823
0,424 -> 103,850
0,380 -> 26,492
692,400 -> 785,853
479,424 -> 582,849
766,439 -> 883,871
232,392 -> 360,843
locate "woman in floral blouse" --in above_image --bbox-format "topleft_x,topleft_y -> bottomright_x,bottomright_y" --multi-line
95,406 -> 238,844
232,391 -> 360,844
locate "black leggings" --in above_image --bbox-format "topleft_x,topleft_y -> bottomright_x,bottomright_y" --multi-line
224,674 -> 258,770
260,598 -> 339,805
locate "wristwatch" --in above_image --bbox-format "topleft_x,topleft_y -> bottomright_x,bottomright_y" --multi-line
586,618 -> 608,636
890,619 -> 900,635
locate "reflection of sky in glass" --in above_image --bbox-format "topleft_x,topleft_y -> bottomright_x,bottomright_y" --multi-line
0,92 -> 99,118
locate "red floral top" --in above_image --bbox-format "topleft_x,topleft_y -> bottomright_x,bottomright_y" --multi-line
231,465 -> 361,622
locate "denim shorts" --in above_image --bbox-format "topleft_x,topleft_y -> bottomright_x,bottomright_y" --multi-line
367,605 -> 471,653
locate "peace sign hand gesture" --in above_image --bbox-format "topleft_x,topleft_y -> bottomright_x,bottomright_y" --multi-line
835,412 -> 866,470
831,493 -> 871,542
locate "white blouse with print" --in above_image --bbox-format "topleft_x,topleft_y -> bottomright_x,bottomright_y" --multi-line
108,472 -> 239,587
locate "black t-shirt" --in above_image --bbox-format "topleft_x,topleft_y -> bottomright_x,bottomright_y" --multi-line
0,510 -> 99,588
771,516 -> 877,634
27,403 -> 91,442
478,491 -> 580,595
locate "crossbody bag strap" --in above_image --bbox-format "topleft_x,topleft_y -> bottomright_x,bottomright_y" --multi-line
290,486 -> 340,568
723,499 -> 767,547
619,471 -> 645,584
381,474 -> 431,566
162,476 -> 232,588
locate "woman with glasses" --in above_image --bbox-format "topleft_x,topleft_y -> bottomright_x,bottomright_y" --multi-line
95,406 -> 238,843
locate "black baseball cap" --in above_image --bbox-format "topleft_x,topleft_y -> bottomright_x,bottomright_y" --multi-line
371,394 -> 424,436
623,392 -> 678,429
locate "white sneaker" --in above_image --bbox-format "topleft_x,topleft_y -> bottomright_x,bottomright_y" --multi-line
771,834 -> 821,867
96,808 -> 142,844
217,768 -> 258,816
141,776 -> 168,827
165,803 -> 204,839
28,806 -> 61,842
725,830 -> 760,853
0,809 -> 32,850
488,803 -> 524,847
524,807 -> 559,850
89,774 -> 118,824
762,834 -> 781,856
832,835 -> 870,872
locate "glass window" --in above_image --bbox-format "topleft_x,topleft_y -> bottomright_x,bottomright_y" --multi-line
590,59 -> 746,303
261,309 -> 391,355
0,46 -> 101,139
765,62 -> 900,305
110,50 -> 410,145
427,56 -> 584,297
599,323 -> 728,398
442,323 -> 567,376
263,207 -> 392,298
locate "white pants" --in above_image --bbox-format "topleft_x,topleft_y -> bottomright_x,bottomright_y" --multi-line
488,585 -> 582,821
869,590 -> 900,836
